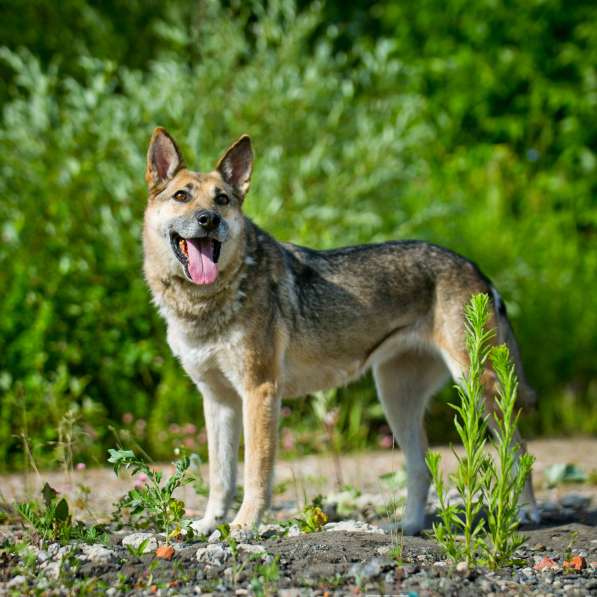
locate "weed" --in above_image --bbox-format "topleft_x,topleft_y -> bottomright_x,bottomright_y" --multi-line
426,293 -> 534,568
16,482 -> 106,544
249,555 -> 280,597
125,537 -> 151,558
295,495 -> 328,533
108,448 -> 194,540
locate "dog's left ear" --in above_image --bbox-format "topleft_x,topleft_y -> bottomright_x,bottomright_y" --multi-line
146,127 -> 184,190
216,135 -> 253,200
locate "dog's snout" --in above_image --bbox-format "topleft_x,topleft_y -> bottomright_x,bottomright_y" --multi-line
195,210 -> 220,231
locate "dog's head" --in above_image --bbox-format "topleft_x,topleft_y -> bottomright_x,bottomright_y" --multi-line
143,128 -> 252,286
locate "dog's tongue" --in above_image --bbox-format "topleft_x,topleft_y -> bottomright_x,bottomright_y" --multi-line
187,238 -> 218,285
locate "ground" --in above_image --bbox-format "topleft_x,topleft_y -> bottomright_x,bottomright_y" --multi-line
0,438 -> 595,595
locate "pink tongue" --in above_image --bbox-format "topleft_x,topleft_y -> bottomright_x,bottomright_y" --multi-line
186,238 -> 218,285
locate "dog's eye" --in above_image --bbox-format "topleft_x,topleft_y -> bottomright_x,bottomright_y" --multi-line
214,193 -> 230,206
173,190 -> 190,202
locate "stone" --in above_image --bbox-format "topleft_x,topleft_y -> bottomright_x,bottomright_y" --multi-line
78,543 -> 116,565
238,543 -> 266,555
207,529 -> 222,543
156,545 -> 175,560
122,532 -> 157,553
230,527 -> 255,542
348,557 -> 383,580
7,575 -> 27,588
534,556 -> 559,571
455,561 -> 469,575
258,523 -> 285,538
196,543 -> 229,566
324,520 -> 385,534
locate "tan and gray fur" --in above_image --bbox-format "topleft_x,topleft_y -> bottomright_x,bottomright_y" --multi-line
143,128 -> 540,535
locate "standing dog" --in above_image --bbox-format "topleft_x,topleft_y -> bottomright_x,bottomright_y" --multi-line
143,128 -> 539,535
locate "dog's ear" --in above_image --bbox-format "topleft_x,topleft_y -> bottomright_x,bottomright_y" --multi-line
216,135 -> 253,200
146,128 -> 184,190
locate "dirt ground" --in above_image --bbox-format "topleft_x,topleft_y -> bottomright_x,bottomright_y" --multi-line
1,438 -> 596,595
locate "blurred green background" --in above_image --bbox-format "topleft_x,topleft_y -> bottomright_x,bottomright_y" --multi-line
0,0 -> 595,471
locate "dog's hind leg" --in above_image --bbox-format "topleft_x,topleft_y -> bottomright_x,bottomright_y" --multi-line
191,372 -> 242,535
373,350 -> 449,535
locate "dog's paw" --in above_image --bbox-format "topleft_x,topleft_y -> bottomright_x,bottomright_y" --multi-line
518,504 -> 541,526
400,520 -> 425,536
190,517 -> 220,536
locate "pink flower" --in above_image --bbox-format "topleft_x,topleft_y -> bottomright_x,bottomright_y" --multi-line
134,473 -> 148,488
183,423 -> 197,435
75,462 -> 86,471
183,437 -> 196,449
122,412 -> 134,425
379,434 -> 394,449
168,423 -> 180,434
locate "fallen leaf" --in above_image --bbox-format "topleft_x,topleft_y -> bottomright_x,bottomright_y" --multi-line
563,555 -> 586,571
534,556 -> 559,571
155,545 -> 175,561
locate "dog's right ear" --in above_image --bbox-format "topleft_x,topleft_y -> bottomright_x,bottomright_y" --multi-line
146,128 -> 184,190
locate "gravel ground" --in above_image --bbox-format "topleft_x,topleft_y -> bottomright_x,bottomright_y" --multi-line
0,438 -> 595,595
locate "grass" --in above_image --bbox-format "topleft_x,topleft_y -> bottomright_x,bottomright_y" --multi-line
427,293 -> 534,568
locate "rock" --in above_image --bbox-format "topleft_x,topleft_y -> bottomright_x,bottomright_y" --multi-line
238,543 -> 266,556
106,589 -> 117,597
520,566 -> 535,578
36,549 -> 50,563
78,544 -> 116,565
534,556 -> 559,571
156,545 -> 175,560
258,523 -> 285,538
560,494 -> 591,510
563,555 -> 587,571
196,543 -> 229,566
287,525 -> 301,537
208,529 -> 222,543
278,590 -> 302,597
455,561 -> 469,575
324,520 -> 385,534
349,557 -> 383,580
230,527 -> 255,542
7,575 -> 27,588
45,561 -> 61,580
122,532 -> 157,553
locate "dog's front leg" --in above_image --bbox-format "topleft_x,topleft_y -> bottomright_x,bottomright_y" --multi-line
191,375 -> 242,536
230,381 -> 280,530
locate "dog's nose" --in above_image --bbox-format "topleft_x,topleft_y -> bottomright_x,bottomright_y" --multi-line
195,210 -> 220,231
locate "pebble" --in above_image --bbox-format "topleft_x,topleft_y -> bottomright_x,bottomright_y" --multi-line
121,532 -> 157,553
196,543 -> 229,566
237,543 -> 266,556
324,520 -> 385,534
7,575 -> 27,588
455,561 -> 469,575
78,543 -> 116,565
207,529 -> 222,543
348,557 -> 383,580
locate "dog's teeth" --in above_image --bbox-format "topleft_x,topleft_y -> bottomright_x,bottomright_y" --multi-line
179,238 -> 188,256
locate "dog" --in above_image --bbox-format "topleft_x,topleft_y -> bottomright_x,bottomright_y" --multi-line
143,127 -> 540,535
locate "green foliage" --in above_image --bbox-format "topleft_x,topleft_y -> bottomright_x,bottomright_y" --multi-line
427,293 -> 534,568
0,0 -> 595,469
108,448 -> 194,540
295,495 -> 328,533
16,481 -> 106,544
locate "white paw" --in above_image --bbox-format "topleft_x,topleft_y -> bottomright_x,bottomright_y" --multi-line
518,504 -> 541,525
190,517 -> 220,536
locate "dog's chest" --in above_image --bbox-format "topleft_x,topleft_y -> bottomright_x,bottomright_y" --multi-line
166,320 -> 244,384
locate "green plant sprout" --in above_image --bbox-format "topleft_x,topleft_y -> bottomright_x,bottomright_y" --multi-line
426,293 -> 535,568
108,448 -> 195,541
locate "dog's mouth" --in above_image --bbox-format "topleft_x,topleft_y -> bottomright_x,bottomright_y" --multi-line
170,232 -> 222,285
